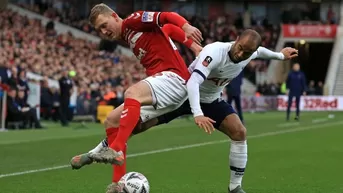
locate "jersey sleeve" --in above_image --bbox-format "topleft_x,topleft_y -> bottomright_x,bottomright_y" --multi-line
192,45 -> 222,80
162,24 -> 193,48
124,11 -> 188,32
187,45 -> 222,117
124,11 -> 161,31
253,46 -> 284,60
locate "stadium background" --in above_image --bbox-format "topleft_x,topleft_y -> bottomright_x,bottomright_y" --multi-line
0,0 -> 343,193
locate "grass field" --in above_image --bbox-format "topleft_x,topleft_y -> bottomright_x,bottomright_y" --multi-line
0,111 -> 343,193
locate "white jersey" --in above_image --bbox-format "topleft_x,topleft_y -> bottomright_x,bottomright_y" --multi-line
187,41 -> 284,116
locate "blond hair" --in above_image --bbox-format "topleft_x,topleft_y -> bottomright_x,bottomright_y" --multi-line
89,3 -> 114,26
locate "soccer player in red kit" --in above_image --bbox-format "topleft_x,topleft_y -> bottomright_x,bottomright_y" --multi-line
70,3 -> 203,192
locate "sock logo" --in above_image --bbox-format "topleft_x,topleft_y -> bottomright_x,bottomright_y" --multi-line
235,172 -> 244,176
230,166 -> 245,176
121,109 -> 129,118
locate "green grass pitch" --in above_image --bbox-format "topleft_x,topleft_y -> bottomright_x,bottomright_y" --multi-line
0,111 -> 343,193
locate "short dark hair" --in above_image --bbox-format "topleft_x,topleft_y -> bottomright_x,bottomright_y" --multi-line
239,29 -> 262,48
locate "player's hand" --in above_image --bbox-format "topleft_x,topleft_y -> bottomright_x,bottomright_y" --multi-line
281,47 -> 298,60
194,115 -> 216,134
182,23 -> 203,45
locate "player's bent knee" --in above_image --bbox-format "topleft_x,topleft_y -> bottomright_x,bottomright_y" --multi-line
220,114 -> 247,141
124,82 -> 146,99
123,81 -> 153,105
232,125 -> 246,141
124,87 -> 137,99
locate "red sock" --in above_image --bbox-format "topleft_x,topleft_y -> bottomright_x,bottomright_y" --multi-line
106,127 -> 119,144
113,144 -> 127,182
106,127 -> 127,183
110,98 -> 141,151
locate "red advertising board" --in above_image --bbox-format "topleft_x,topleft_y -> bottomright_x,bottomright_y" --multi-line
277,95 -> 342,111
282,24 -> 337,38
234,96 -> 343,112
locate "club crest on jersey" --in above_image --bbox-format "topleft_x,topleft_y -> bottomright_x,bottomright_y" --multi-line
202,56 -> 213,67
142,12 -> 154,22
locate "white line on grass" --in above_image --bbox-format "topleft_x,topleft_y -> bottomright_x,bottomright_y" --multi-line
277,122 -> 300,127
312,118 -> 328,123
1,120 -> 342,179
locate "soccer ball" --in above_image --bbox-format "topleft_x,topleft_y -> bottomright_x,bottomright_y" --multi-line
118,172 -> 150,193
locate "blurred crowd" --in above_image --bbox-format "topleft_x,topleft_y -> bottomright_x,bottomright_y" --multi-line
281,4 -> 337,24
16,1 -> 280,72
256,80 -> 323,96
17,0 -> 97,35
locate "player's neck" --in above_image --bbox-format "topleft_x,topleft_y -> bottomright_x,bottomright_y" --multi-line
228,50 -> 238,64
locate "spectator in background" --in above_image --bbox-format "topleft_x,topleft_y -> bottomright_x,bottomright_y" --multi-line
7,66 -> 18,88
6,87 -> 42,129
50,87 -> 61,121
16,88 -> 43,128
286,63 -> 307,121
40,78 -> 53,119
269,82 -> 279,95
226,71 -> 244,123
18,70 -> 30,101
0,62 -> 10,84
327,5 -> 336,24
58,69 -> 73,126
316,81 -> 324,95
307,80 -> 316,95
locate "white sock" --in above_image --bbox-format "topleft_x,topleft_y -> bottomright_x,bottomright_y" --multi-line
88,138 -> 108,153
229,140 -> 248,191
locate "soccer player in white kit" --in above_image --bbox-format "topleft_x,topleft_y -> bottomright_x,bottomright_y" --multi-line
157,29 -> 297,193
71,29 -> 298,193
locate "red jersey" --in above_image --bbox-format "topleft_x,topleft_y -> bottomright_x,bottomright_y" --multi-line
121,11 -> 190,80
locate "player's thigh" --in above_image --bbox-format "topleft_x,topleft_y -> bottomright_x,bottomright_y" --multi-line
125,81 -> 154,106
133,101 -> 191,134
202,99 -> 246,140
219,114 -> 246,141
143,71 -> 188,109
140,104 -> 183,123
156,100 -> 192,125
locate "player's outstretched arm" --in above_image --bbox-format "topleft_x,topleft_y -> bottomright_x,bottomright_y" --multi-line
162,24 -> 202,56
187,73 -> 216,134
187,46 -> 223,133
159,12 -> 203,44
125,11 -> 202,44
255,46 -> 298,60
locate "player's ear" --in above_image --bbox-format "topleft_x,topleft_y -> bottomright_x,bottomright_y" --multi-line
112,12 -> 118,19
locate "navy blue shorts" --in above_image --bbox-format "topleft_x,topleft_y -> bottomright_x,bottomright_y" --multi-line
157,99 -> 236,129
